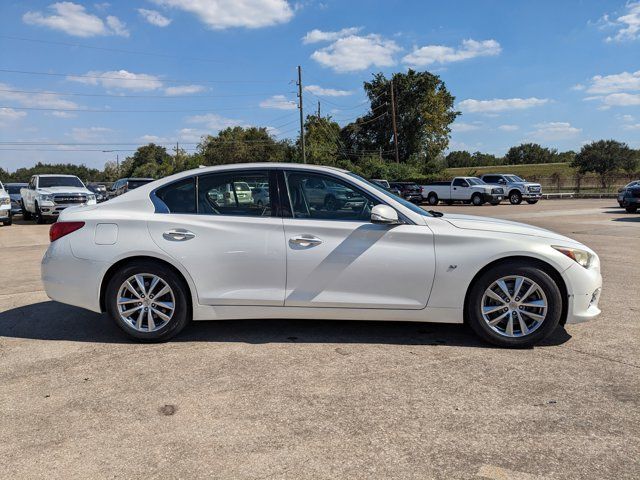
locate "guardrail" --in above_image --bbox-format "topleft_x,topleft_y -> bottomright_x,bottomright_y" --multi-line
541,192 -> 618,199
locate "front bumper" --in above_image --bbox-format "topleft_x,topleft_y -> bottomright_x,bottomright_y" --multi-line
483,193 -> 504,203
0,205 -> 10,220
38,200 -> 95,218
563,263 -> 602,324
403,194 -> 423,203
523,191 -> 542,199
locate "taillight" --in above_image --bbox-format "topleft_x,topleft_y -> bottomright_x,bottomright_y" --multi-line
49,221 -> 85,242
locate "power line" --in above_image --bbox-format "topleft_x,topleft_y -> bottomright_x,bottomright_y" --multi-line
0,88 -> 291,99
0,35 -> 229,64
0,105 -> 286,113
0,68 -> 285,85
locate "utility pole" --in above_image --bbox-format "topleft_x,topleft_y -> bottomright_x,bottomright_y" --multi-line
390,79 -> 400,164
116,154 -> 119,176
175,141 -> 179,168
317,100 -> 321,118
297,65 -> 306,164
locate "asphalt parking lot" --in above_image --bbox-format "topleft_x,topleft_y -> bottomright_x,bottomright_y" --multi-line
1,199 -> 638,479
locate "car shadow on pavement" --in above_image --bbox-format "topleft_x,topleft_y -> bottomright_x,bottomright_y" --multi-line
0,300 -> 572,348
600,209 -> 640,221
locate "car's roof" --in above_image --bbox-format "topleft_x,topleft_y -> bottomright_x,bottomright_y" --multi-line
5,182 -> 27,185
192,162 -> 348,173
35,174 -> 80,177
127,177 -> 154,181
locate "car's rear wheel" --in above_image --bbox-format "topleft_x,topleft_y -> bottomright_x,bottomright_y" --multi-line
466,262 -> 562,348
427,193 -> 438,205
509,191 -> 522,205
21,201 -> 32,220
471,193 -> 484,206
106,261 -> 190,342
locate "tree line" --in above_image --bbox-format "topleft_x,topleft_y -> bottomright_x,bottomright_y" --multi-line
2,69 -> 638,186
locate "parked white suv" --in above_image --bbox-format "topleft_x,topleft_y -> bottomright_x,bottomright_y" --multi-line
0,181 -> 11,226
21,174 -> 96,224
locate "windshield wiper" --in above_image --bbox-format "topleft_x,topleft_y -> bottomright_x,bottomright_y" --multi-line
427,210 -> 444,217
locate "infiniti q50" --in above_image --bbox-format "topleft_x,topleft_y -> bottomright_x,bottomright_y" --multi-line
42,163 -> 602,347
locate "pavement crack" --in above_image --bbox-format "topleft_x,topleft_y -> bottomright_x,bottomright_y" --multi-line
560,346 -> 640,369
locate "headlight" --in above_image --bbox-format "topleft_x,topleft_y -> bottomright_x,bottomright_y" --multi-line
87,194 -> 96,202
0,197 -> 9,206
40,194 -> 54,202
552,246 -> 595,269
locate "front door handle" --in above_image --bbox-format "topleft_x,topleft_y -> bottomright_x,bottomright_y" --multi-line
163,229 -> 196,241
289,234 -> 323,248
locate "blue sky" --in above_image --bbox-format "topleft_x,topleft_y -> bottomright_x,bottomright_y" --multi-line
1,0 -> 639,171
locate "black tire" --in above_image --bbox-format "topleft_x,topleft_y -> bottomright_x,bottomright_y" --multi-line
34,203 -> 46,224
471,193 -> 484,206
427,193 -> 438,206
526,199 -> 539,205
490,200 -> 500,206
3,212 -> 12,226
106,260 -> 191,342
21,201 -> 32,220
509,191 -> 522,205
626,206 -> 638,213
466,262 -> 562,348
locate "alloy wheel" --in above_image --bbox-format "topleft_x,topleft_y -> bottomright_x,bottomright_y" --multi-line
116,273 -> 175,332
480,275 -> 547,338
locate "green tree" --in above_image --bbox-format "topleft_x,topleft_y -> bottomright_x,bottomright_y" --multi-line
303,115 -> 341,166
471,151 -> 502,166
445,150 -> 473,168
572,140 -> 635,188
341,69 -> 459,167
121,143 -> 173,178
505,143 -> 556,165
199,127 -> 294,165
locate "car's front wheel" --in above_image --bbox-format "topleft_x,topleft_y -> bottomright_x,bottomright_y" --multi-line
526,199 -> 539,205
509,191 -> 522,205
466,262 -> 562,348
471,193 -> 484,206
34,203 -> 46,224
21,201 -> 32,220
2,212 -> 12,226
106,261 -> 191,342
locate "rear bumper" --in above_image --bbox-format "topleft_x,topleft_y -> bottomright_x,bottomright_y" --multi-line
41,236 -> 105,313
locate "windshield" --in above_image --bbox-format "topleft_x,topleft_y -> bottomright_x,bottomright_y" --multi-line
39,176 -> 85,188
504,175 -> 524,183
348,173 -> 433,217
6,184 -> 25,194
467,177 -> 485,185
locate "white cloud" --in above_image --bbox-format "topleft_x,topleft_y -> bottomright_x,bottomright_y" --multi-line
178,128 -> 207,142
139,134 -> 170,143
602,2 -> 640,42
259,94 -> 297,110
49,110 -> 76,118
23,2 -> 129,37
302,27 -> 362,44
153,0 -> 294,29
311,34 -> 401,73
585,70 -> 640,94
186,113 -> 248,131
403,39 -> 501,66
622,122 -> 640,130
530,122 -> 581,141
164,85 -> 206,96
458,97 -> 549,113
68,126 -> 112,142
138,8 -> 172,27
498,124 -> 519,131
599,92 -> 640,107
0,107 -> 27,126
0,82 -> 79,109
451,122 -> 482,132
67,70 -> 163,91
304,85 -> 352,97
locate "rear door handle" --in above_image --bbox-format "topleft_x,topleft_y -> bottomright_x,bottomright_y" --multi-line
163,229 -> 196,241
289,234 -> 323,248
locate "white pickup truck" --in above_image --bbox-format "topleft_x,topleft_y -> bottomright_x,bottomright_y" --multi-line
422,177 -> 505,206
21,174 -> 96,224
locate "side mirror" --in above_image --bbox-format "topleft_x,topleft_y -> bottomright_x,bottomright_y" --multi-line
498,179 -> 506,184
371,204 -> 401,225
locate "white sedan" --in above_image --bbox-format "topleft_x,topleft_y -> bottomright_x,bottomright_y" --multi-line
42,163 -> 602,347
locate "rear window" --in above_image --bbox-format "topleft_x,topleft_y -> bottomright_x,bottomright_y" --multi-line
39,176 -> 84,188
127,179 -> 153,189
